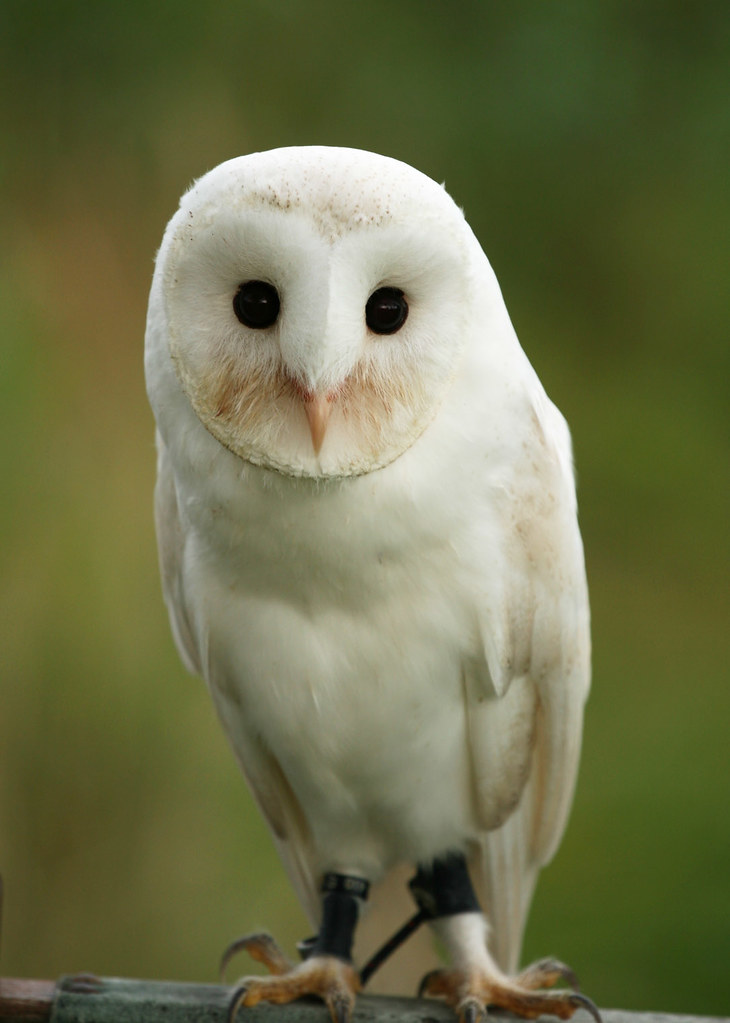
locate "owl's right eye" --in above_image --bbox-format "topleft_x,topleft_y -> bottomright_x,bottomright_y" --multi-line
233,281 -> 281,329
366,287 -> 408,335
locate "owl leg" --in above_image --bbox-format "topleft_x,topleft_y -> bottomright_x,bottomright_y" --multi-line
412,854 -> 601,1023
225,874 -> 367,1023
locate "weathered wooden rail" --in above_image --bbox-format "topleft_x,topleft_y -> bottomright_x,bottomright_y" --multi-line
0,977 -> 726,1023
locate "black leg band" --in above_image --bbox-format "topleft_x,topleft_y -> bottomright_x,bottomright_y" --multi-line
303,872 -> 370,963
321,872 -> 370,900
408,852 -> 481,919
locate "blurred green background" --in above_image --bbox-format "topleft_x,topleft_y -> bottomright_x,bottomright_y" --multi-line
1,1 -> 728,1015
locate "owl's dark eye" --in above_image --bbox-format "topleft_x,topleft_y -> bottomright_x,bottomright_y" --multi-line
233,280 -> 280,328
366,287 -> 408,335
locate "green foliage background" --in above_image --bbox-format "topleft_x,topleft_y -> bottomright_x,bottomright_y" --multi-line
1,1 -> 728,1014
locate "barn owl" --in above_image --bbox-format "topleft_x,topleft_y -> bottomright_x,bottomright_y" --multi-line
145,147 -> 595,1023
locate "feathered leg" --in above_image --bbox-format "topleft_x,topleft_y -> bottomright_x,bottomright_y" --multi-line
412,854 -> 601,1023
225,874 -> 367,1023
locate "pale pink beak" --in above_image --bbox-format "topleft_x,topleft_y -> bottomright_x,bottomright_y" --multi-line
303,393 -> 333,455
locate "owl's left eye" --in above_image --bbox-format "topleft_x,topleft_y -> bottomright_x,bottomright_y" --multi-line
366,287 -> 408,335
233,281 -> 281,329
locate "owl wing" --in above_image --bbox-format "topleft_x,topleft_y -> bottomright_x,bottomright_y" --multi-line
464,391 -> 591,974
153,434 -> 201,676
153,433 -> 322,929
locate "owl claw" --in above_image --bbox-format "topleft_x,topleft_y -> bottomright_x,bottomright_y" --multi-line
327,989 -> 356,1023
227,984 -> 250,1023
568,993 -> 602,1023
459,998 -> 485,1023
220,931 -> 291,981
418,969 -> 443,998
518,957 -> 581,992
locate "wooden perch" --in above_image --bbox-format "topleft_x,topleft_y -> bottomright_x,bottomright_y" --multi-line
0,976 -> 726,1023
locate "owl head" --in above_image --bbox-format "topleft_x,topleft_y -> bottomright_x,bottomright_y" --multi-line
146,147 -> 494,479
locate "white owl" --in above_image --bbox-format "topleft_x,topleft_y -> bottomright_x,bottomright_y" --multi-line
145,147 -> 595,1023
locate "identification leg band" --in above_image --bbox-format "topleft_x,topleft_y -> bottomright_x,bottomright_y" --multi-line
303,872 -> 370,963
408,851 -> 481,919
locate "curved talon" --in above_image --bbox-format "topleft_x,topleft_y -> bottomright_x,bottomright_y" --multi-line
418,970 -> 434,998
545,958 -> 580,991
418,968 -> 450,999
518,957 -> 580,992
459,998 -> 485,1023
568,993 -> 602,1023
227,983 -> 250,1023
220,932 -> 291,980
327,989 -> 356,1023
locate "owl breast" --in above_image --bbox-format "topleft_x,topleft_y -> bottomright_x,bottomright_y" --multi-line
170,443 -> 537,877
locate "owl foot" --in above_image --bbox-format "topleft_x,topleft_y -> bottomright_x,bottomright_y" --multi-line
419,962 -> 601,1023
409,858 -> 599,1023
224,933 -> 360,1023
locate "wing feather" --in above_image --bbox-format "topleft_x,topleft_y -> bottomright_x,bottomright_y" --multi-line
466,393 -> 591,973
154,434 -> 201,676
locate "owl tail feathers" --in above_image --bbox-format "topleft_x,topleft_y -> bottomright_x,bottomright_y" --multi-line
468,772 -> 543,977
